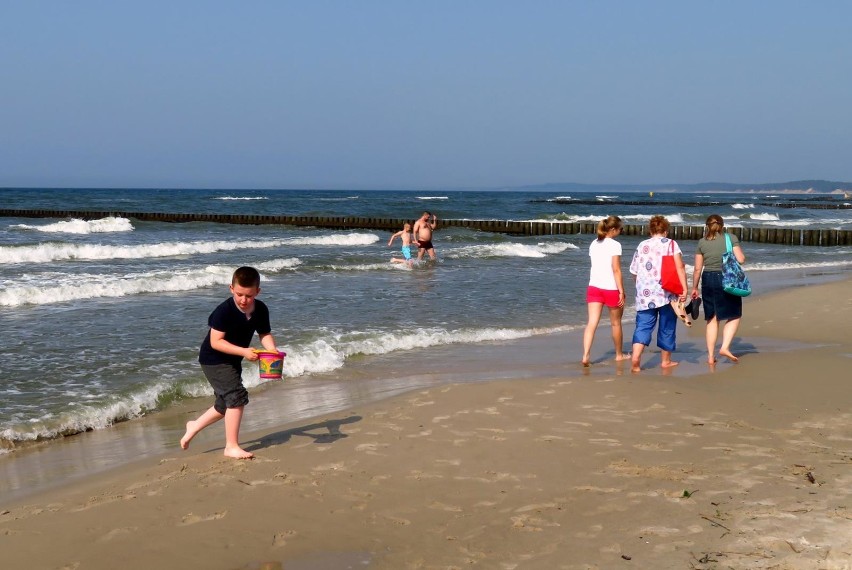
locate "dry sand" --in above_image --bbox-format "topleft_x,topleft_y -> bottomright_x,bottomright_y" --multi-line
1,279 -> 851,570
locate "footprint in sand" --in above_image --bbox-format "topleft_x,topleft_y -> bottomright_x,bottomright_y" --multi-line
179,511 -> 227,526
97,527 -> 138,543
272,529 -> 297,548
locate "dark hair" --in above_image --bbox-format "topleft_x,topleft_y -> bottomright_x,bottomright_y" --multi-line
648,215 -> 670,236
232,266 -> 261,289
596,215 -> 622,241
705,214 -> 724,240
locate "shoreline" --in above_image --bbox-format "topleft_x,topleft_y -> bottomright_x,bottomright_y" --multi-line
1,277 -> 850,568
0,269 -> 845,503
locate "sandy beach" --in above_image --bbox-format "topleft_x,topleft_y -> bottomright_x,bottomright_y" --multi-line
2,278 -> 851,570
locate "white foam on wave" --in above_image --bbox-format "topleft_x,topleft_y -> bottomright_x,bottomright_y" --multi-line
0,323 -> 573,444
748,213 -> 781,221
1,232 -> 379,264
0,380 -> 178,444
595,195 -> 618,200
0,258 -> 301,306
215,196 -> 268,200
446,241 -> 577,259
11,217 -> 134,234
281,325 -> 569,377
286,233 -> 379,246
731,203 -> 755,210
417,196 -> 449,200
547,196 -> 573,201
748,259 -> 852,271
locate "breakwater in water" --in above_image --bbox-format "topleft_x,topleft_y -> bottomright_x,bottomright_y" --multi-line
1,208 -> 850,246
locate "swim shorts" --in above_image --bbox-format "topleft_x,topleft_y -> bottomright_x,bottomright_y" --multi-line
401,245 -> 413,260
417,240 -> 434,250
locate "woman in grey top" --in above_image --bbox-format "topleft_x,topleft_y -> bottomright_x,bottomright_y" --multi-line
690,214 -> 747,364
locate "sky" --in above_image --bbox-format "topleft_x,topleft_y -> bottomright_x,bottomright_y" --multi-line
2,1 -> 851,190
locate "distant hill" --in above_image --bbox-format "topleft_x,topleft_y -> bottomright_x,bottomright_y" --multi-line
508,180 -> 852,194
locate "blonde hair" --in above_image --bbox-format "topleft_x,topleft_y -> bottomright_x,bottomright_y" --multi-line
648,215 -> 669,236
704,214 -> 724,240
596,216 -> 622,241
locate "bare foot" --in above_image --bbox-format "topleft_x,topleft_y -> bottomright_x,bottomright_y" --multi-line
661,360 -> 680,368
581,358 -> 591,367
224,446 -> 254,459
719,349 -> 739,362
631,359 -> 641,373
180,421 -> 197,450
615,354 -> 632,362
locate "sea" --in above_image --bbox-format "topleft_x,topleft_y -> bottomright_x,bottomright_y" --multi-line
1,187 -> 851,500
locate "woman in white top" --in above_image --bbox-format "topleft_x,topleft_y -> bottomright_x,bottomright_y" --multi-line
582,216 -> 628,366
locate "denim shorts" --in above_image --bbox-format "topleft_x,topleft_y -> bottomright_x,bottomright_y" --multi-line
631,304 -> 677,351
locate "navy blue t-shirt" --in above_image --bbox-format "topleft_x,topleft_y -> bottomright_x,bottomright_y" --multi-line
198,297 -> 272,366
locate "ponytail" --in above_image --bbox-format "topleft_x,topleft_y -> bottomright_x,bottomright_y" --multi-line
596,215 -> 623,241
705,214 -> 724,240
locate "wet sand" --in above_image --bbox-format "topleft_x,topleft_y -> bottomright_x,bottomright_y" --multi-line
1,278 -> 851,569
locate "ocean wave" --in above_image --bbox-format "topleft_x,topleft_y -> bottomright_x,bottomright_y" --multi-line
747,213 -> 781,221
731,203 -> 755,210
215,196 -> 268,200
524,213 -> 686,225
547,196 -> 573,201
747,259 -> 852,272
0,324 -> 569,445
0,259 -> 301,306
286,233 -> 379,246
11,217 -> 134,234
417,196 -> 449,200
445,241 -> 577,259
0,232 -> 379,264
282,325 -> 568,377
595,195 -> 618,200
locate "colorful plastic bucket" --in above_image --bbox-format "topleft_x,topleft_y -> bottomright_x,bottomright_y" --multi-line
256,351 -> 286,380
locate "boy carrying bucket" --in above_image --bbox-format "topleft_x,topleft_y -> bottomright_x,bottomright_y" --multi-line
180,266 -> 280,459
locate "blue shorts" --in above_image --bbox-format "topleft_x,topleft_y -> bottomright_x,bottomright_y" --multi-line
632,304 -> 678,352
401,245 -> 413,260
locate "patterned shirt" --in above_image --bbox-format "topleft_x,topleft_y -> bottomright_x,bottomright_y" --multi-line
629,236 -> 682,310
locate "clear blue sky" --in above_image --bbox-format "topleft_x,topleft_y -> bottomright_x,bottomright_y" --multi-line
2,1 -> 850,189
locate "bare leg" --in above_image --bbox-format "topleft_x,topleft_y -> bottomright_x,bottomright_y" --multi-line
582,302 -> 604,366
608,306 -> 629,360
719,317 -> 741,362
631,343 -> 645,372
223,406 -> 254,459
180,406 -> 224,450
705,316 -> 719,364
661,350 -> 679,368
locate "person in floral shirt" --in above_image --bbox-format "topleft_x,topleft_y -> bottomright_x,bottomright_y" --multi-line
629,215 -> 688,372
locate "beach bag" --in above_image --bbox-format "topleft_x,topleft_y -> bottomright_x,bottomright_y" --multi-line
659,239 -> 684,295
722,234 -> 751,297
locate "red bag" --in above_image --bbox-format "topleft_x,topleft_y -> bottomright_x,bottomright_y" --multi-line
660,240 -> 683,295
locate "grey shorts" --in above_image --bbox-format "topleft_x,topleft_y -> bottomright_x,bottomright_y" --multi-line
201,363 -> 249,414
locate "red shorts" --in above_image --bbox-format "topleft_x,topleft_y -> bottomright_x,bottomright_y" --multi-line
586,286 -> 621,308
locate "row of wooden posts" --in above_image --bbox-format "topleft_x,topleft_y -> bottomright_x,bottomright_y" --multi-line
1,209 -> 850,246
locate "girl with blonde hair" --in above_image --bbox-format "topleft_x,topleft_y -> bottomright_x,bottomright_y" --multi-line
581,216 -> 628,366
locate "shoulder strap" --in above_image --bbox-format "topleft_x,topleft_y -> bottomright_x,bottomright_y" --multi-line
724,233 -> 733,253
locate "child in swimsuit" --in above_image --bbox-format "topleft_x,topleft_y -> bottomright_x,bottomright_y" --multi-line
388,223 -> 415,266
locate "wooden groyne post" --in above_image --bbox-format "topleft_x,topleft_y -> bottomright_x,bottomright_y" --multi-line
0,209 -> 850,246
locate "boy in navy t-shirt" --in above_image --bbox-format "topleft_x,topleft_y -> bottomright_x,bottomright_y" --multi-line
180,266 -> 279,459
